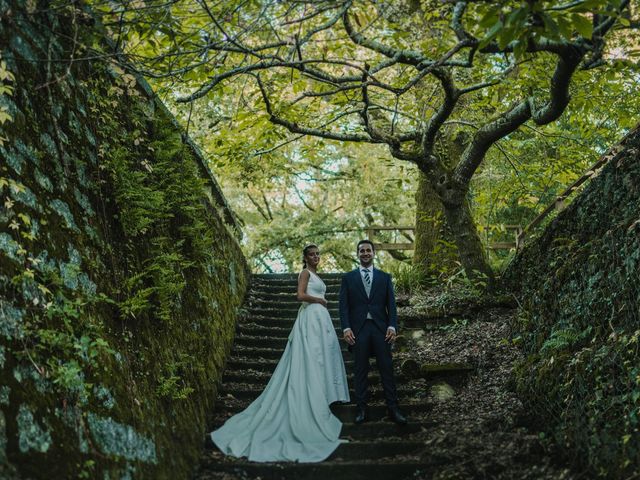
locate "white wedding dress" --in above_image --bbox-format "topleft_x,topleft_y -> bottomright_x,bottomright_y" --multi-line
211,271 -> 350,462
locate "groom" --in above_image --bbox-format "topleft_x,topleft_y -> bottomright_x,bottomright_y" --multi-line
339,240 -> 407,425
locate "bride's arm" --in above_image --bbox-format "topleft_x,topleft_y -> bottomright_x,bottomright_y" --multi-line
296,270 -> 328,306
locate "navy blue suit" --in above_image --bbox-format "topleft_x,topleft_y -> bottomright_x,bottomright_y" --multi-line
339,268 -> 399,409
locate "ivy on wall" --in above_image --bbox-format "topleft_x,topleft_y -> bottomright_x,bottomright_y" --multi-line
508,127 -> 640,478
0,2 -> 248,479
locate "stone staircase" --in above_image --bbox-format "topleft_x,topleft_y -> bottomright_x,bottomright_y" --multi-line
194,273 -> 475,480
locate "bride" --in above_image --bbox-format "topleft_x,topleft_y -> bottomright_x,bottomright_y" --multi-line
210,244 -> 350,462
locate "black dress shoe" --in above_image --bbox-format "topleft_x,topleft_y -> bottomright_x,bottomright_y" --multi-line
388,407 -> 408,425
354,407 -> 367,424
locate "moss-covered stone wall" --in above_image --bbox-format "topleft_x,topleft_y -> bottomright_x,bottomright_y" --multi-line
506,125 -> 640,478
0,2 -> 249,478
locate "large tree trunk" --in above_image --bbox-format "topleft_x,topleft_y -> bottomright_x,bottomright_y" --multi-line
441,193 -> 494,285
413,173 -> 457,273
414,129 -> 468,276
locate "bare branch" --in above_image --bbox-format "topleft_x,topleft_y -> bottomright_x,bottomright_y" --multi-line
255,74 -> 374,143
342,7 -> 432,68
248,193 -> 271,221
421,69 -> 459,157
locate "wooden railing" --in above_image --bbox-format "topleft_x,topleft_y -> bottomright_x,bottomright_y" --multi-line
365,225 -> 522,251
516,124 -> 639,247
486,225 -> 523,250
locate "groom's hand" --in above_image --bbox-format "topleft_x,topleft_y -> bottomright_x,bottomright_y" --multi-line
343,329 -> 355,345
385,328 -> 397,344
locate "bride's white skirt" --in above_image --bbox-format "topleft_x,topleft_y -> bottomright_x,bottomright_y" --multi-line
211,303 -> 350,462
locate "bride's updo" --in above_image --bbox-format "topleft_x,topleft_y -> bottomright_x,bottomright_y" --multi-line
302,244 -> 318,269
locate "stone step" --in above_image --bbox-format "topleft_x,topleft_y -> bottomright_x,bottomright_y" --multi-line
225,358 -> 435,374
230,346 -> 352,361
254,272 -> 345,279
247,298 -> 341,308
218,401 -> 432,422
236,324 -> 343,339
246,307 -> 341,318
234,334 -> 348,350
248,292 -> 341,302
252,274 -> 344,280
219,384 -> 428,402
248,283 -> 340,295
209,412 -> 431,439
250,279 -> 343,289
226,358 -> 355,372
399,316 -> 456,329
239,317 -> 341,328
222,369 -> 410,385
240,315 -> 456,330
338,402 -> 432,420
223,363 -> 471,385
205,437 -> 423,462
195,460 -> 439,480
239,317 -> 458,332
342,420 -> 430,438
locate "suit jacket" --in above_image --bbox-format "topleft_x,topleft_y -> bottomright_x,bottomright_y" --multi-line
339,267 -> 398,335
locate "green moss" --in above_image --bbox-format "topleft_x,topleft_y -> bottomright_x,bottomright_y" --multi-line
0,387 -> 9,406
93,385 -> 116,410
73,187 -> 95,216
0,3 -> 248,478
57,406 -> 89,454
17,404 -> 52,453
0,411 -> 7,462
13,364 -> 49,394
87,413 -> 157,464
507,127 -> 640,477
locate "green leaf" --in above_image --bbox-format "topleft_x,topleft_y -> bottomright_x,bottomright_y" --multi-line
618,16 -> 631,27
568,0 -> 607,13
479,20 -> 504,48
479,6 -> 501,28
572,14 -> 593,39
541,13 -> 561,39
555,15 -> 573,40
505,7 -> 529,29
513,40 -> 527,60
497,26 -> 517,50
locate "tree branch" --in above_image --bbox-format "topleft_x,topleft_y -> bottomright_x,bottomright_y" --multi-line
455,46 -> 583,184
421,69 -> 459,158
255,74 -> 374,142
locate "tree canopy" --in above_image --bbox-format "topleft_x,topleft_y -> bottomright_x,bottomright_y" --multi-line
92,0 -> 640,275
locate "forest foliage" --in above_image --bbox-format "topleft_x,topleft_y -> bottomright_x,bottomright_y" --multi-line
91,0 -> 640,277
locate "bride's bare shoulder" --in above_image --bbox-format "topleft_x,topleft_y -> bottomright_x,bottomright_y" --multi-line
298,269 -> 311,281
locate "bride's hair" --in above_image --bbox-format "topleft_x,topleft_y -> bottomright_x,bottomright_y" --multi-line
302,243 -> 318,269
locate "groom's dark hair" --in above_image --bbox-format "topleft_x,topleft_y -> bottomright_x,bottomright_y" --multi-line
357,239 -> 375,252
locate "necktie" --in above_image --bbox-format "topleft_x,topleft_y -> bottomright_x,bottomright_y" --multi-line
362,269 -> 371,287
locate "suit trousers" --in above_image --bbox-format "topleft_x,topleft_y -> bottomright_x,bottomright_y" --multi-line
352,320 -> 398,409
